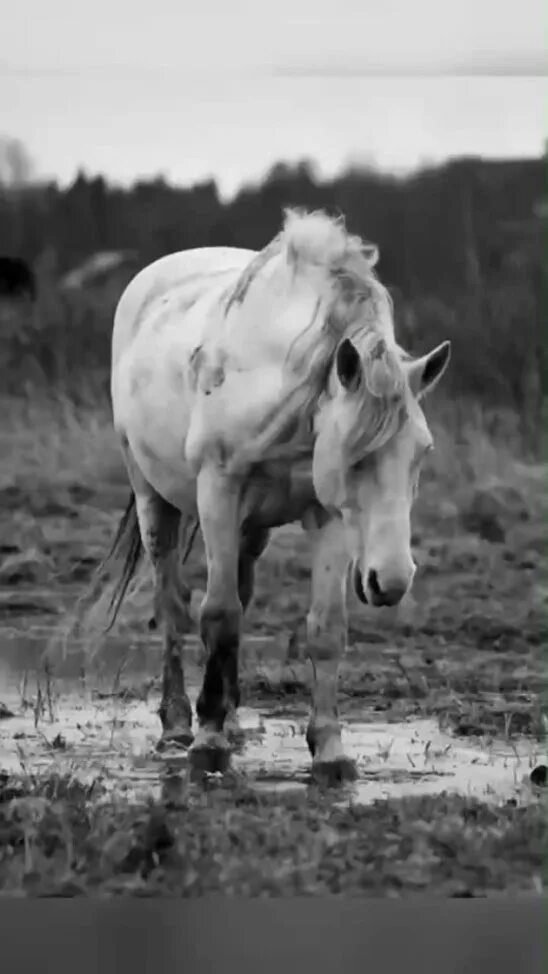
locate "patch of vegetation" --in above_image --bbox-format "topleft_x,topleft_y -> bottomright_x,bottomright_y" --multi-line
0,772 -> 544,897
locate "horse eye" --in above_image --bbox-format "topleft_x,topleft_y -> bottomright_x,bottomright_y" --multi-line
352,456 -> 371,474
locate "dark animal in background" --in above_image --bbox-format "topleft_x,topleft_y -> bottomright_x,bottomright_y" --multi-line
0,257 -> 36,301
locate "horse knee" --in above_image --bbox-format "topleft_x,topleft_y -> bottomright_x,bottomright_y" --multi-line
165,579 -> 192,633
197,601 -> 242,727
237,527 -> 269,611
237,558 -> 255,611
200,601 -> 242,653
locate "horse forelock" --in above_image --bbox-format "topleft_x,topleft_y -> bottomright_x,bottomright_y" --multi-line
279,209 -> 387,357
282,207 -> 376,274
226,208 -> 405,472
346,355 -> 408,463
280,214 -> 403,462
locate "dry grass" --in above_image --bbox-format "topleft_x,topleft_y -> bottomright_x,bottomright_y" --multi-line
0,389 -> 544,898
1,387 -> 542,654
0,392 -> 124,492
0,386 -> 537,494
427,410 -> 540,494
1,387 -> 543,726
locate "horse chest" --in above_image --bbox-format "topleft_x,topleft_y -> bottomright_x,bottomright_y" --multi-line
241,459 -> 315,528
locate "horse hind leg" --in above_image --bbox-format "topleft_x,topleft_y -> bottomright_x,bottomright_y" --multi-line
133,487 -> 194,750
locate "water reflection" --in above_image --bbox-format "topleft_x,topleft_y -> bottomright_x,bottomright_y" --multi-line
0,667 -> 542,808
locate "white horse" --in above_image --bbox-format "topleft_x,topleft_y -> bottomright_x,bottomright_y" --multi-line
97,209 -> 450,781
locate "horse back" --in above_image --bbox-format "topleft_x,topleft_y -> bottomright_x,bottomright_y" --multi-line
111,247 -> 257,370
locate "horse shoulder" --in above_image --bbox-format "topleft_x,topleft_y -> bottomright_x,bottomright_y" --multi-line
184,355 -> 287,474
112,248 -> 256,367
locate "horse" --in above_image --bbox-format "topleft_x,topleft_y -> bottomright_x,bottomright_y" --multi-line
95,208 -> 451,782
0,256 -> 36,301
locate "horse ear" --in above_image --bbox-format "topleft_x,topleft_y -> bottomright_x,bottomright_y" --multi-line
406,341 -> 451,399
336,338 -> 362,391
363,242 -> 379,268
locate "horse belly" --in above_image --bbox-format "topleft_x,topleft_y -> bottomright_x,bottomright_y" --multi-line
130,431 -> 196,512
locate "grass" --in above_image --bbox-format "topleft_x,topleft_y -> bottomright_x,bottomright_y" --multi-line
0,771 -> 545,897
1,389 -> 544,730
0,392 -> 123,493
0,388 -> 544,897
0,386 -> 535,491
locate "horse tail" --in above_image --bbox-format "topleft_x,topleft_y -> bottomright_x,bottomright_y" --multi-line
99,493 -> 144,632
64,493 -> 144,655
50,496 -> 199,664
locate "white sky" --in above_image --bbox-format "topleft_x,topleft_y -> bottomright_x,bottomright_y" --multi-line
1,0 -> 546,198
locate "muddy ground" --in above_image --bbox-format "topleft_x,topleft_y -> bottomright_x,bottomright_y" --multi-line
0,471 -> 545,896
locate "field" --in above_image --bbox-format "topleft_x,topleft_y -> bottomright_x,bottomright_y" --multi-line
0,392 -> 545,897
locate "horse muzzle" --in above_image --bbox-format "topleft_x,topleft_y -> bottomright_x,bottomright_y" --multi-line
352,562 -> 369,605
352,562 -> 412,608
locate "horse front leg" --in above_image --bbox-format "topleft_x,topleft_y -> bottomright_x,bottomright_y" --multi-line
189,463 -> 243,772
218,522 -> 271,745
303,511 -> 357,784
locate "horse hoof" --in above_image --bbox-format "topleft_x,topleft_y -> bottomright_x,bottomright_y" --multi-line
189,746 -> 231,775
311,756 -> 358,786
156,727 -> 194,752
225,715 -> 246,749
189,732 -> 231,774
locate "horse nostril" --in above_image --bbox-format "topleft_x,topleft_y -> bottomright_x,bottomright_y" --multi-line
367,569 -> 382,599
353,563 -> 368,604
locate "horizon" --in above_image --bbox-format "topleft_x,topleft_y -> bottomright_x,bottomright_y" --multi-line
1,1 -> 546,201
3,77 -> 545,203
6,144 -> 545,203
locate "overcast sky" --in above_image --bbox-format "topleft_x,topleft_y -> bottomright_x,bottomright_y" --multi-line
1,0 -> 546,198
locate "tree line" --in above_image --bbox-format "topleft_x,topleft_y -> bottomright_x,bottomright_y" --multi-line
0,146 -> 545,449
1,153 -> 544,298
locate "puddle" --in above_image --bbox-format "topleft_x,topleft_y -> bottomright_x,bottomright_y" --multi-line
0,672 -> 543,807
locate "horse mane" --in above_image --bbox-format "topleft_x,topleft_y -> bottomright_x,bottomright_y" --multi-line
226,208 -> 408,474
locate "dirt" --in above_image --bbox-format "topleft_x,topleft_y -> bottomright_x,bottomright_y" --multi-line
1,478 -> 543,738
0,475 -> 545,896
